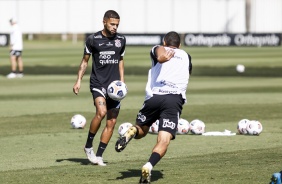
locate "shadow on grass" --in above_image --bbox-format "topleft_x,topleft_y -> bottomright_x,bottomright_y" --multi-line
56,158 -> 99,165
113,169 -> 164,183
2,65 -> 282,77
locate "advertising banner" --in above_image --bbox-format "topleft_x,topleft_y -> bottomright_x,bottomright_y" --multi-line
184,33 -> 281,47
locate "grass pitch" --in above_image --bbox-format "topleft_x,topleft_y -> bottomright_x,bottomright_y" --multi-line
0,41 -> 282,184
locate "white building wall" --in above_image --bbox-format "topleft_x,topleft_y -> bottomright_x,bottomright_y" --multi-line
0,0 -> 281,34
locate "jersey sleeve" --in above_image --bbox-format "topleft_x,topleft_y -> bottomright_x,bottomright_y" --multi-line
150,45 -> 159,67
84,35 -> 93,55
120,37 -> 126,56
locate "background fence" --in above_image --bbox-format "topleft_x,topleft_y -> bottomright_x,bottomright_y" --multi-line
0,0 -> 282,34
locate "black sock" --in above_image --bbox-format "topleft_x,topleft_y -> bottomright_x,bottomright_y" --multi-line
85,131 -> 96,148
148,152 -> 161,167
96,142 -> 107,157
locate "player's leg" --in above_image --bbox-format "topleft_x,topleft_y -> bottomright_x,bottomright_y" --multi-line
139,94 -> 183,183
95,107 -> 120,166
17,55 -> 24,77
84,96 -> 107,165
115,97 -> 159,152
7,51 -> 17,78
139,130 -> 173,184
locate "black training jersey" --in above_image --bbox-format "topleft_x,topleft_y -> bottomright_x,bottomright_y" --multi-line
84,31 -> 126,89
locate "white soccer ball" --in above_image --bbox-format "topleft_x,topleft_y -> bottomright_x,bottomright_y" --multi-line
237,119 -> 249,134
236,64 -> 245,73
149,120 -> 159,134
177,118 -> 190,134
118,122 -> 133,136
190,119 -> 205,135
246,120 -> 263,135
71,114 -> 86,129
107,80 -> 128,101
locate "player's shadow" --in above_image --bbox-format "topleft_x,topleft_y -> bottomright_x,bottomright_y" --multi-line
56,158 -> 107,165
111,169 -> 163,183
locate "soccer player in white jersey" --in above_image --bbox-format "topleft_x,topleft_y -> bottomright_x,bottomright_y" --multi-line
73,10 -> 126,166
7,18 -> 24,79
115,31 -> 192,183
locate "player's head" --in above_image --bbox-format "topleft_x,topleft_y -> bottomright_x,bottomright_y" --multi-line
9,17 -> 17,25
163,31 -> 181,48
103,10 -> 120,36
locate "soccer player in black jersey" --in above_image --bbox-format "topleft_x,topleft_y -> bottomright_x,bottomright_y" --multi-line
73,10 -> 126,166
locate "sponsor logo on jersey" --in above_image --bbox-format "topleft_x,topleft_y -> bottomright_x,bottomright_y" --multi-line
106,42 -> 113,46
94,35 -> 102,38
99,51 -> 118,65
162,119 -> 176,129
160,80 -> 177,88
115,39 -> 121,48
100,51 -> 115,55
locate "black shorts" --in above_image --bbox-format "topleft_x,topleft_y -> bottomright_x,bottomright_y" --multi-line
136,94 -> 184,139
10,50 -> 22,57
90,86 -> 120,110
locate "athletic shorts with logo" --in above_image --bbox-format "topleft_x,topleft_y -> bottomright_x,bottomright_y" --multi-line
90,86 -> 120,110
136,94 -> 184,139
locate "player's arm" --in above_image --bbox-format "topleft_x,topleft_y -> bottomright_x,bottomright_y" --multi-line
155,46 -> 175,63
73,54 -> 90,95
119,56 -> 124,82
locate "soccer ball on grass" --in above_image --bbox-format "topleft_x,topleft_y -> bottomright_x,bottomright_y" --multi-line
177,118 -> 190,134
246,120 -> 263,135
237,119 -> 249,134
107,80 -> 128,101
71,114 -> 86,129
190,119 -> 205,135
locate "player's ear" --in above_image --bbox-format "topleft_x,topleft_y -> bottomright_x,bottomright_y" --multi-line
103,19 -> 106,25
163,40 -> 167,46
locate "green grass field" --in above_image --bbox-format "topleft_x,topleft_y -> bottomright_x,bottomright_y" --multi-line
0,41 -> 282,184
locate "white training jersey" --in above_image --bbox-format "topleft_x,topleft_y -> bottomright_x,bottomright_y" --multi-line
145,45 -> 192,102
10,24 -> 23,51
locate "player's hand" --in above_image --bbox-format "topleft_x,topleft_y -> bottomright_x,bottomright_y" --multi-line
157,48 -> 175,63
164,49 -> 175,60
73,82 -> 80,95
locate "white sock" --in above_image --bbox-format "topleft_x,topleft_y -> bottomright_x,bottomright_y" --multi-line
144,162 -> 153,170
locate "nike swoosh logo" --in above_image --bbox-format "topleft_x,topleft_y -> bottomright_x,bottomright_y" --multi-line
118,145 -> 122,149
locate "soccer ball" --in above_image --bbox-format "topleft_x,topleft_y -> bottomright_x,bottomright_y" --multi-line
246,120 -> 263,135
118,122 -> 133,136
190,119 -> 205,135
149,120 -> 159,134
71,114 -> 86,129
107,80 -> 128,101
237,119 -> 249,134
236,64 -> 245,73
177,118 -> 190,134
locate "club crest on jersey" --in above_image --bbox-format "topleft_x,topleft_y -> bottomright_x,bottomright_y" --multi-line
115,39 -> 121,48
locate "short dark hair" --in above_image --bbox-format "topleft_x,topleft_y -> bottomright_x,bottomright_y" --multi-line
104,10 -> 120,19
163,31 -> 181,48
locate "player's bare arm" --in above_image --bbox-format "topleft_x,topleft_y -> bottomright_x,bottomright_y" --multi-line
156,46 -> 175,63
73,54 -> 90,95
119,57 -> 125,82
